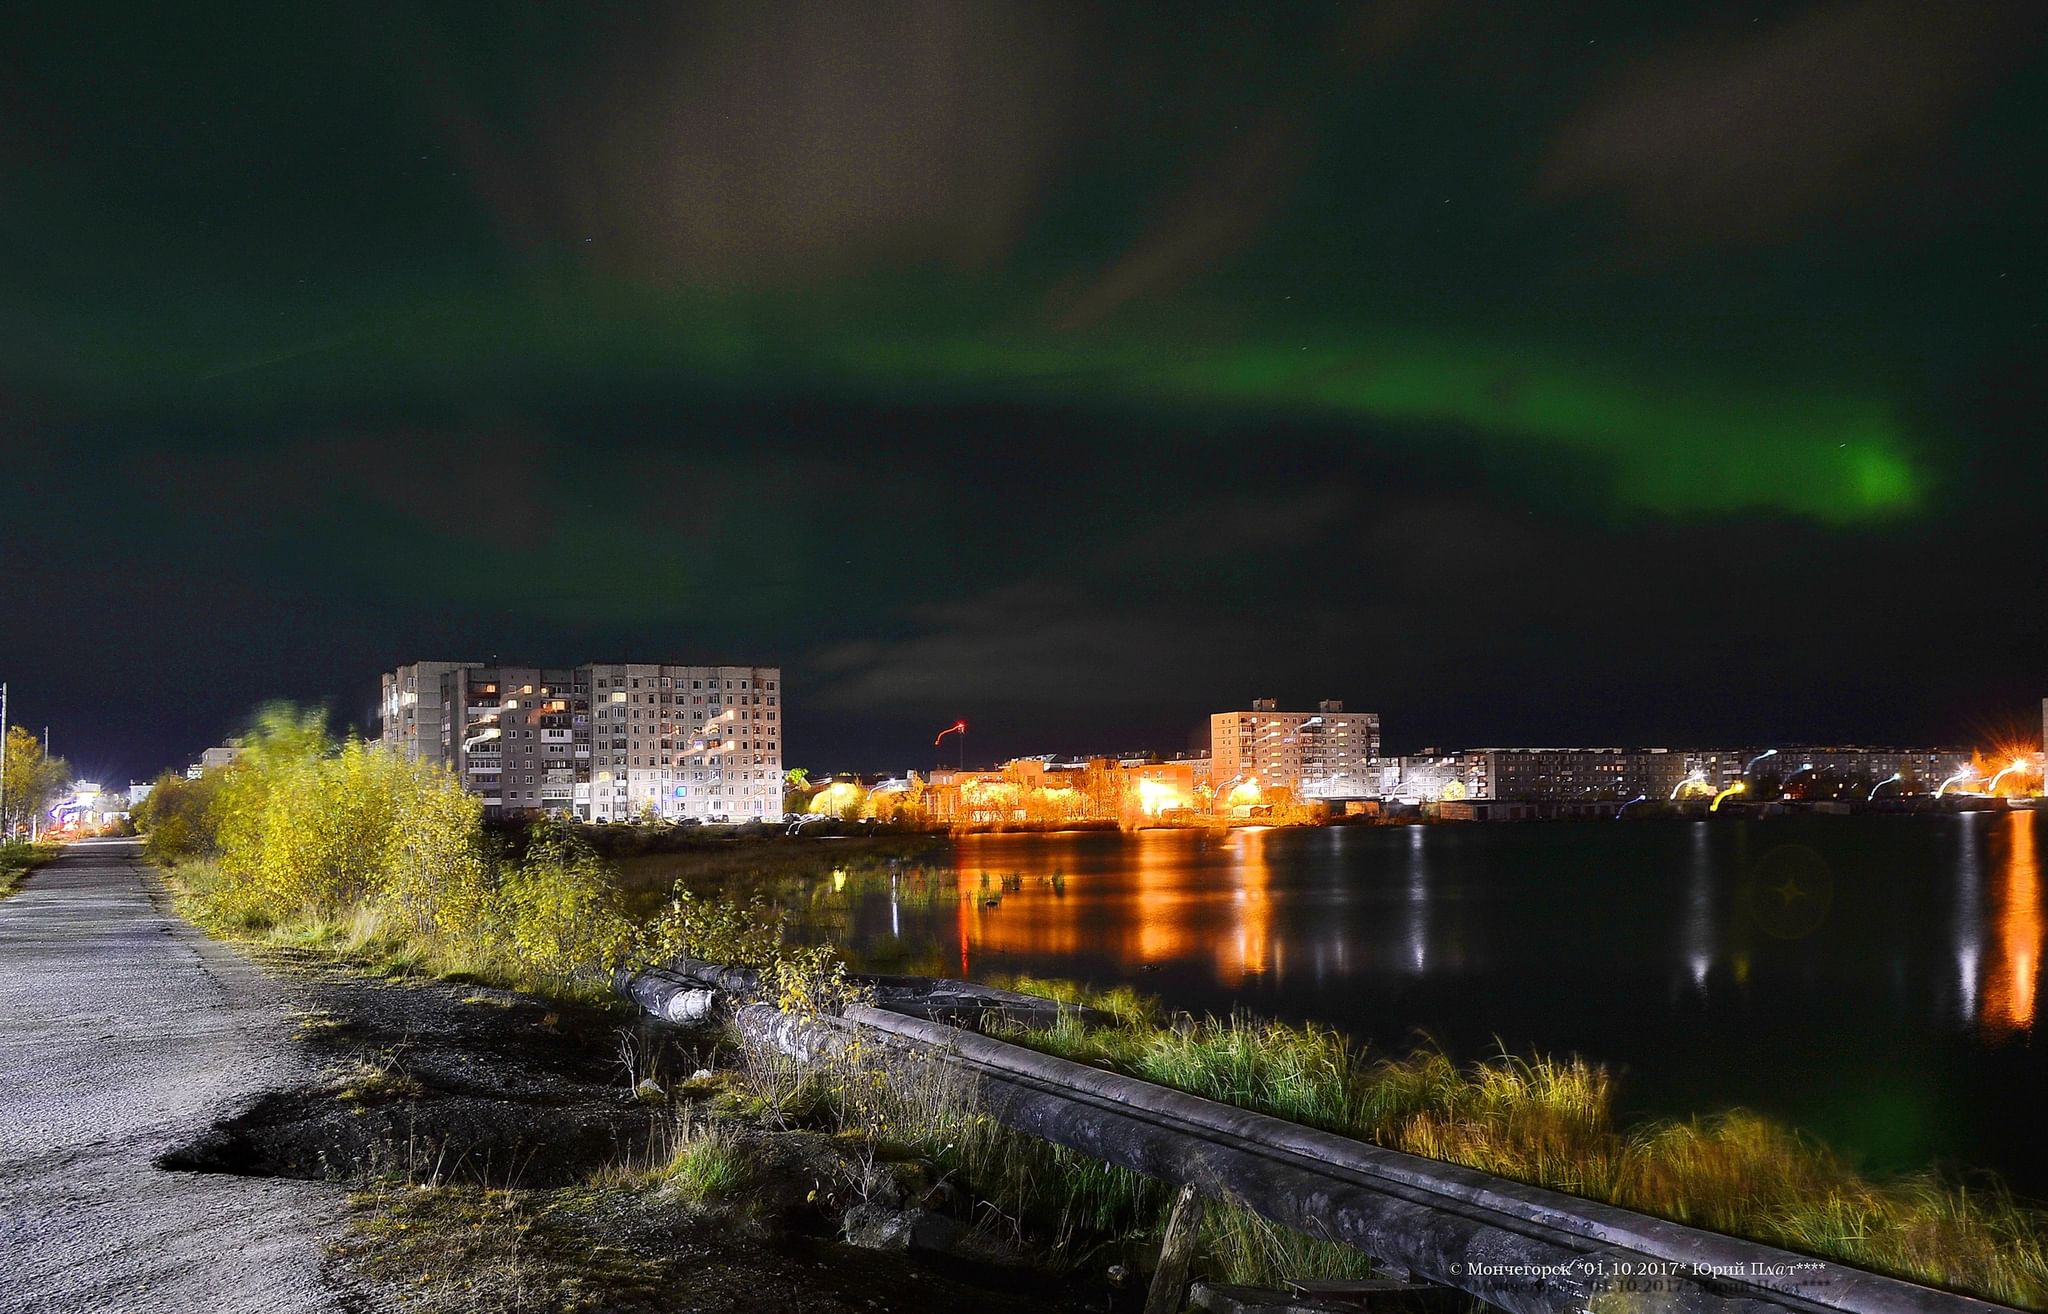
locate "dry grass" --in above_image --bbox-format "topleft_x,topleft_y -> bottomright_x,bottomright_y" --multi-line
996,997 -> 2048,1309
338,1185 -> 664,1314
333,1052 -> 425,1105
163,859 -> 618,1005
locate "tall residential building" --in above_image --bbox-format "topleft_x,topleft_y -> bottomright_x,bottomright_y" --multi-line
1210,698 -> 1381,800
380,661 -> 478,773
379,660 -> 783,823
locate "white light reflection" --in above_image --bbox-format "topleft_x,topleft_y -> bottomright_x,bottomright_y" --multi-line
1955,812 -> 1982,1026
1682,821 -> 1714,995
1406,825 -> 1429,975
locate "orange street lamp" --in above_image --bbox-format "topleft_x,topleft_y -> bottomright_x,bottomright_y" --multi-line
935,719 -> 967,770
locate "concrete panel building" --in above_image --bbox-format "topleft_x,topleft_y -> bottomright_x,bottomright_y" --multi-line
380,659 -> 782,823
1210,698 -> 1381,801
1381,744 -> 1971,804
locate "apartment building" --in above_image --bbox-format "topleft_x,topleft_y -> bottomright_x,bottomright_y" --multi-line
380,660 -> 782,823
583,663 -> 784,824
1210,698 -> 1382,800
1380,744 -> 1970,803
379,661 -> 476,773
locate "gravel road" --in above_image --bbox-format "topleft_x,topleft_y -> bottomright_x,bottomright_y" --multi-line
0,839 -> 346,1313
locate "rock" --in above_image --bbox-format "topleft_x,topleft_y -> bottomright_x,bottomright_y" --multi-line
839,1204 -> 963,1255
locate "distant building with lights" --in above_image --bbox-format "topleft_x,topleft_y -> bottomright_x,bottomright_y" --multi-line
1209,699 -> 1382,801
379,660 -> 782,823
184,740 -> 242,779
1379,744 -> 1970,807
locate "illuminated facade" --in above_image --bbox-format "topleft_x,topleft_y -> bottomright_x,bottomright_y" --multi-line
584,663 -> 783,824
1380,744 -> 1972,804
1209,699 -> 1382,800
924,754 -> 1212,826
379,659 -> 782,822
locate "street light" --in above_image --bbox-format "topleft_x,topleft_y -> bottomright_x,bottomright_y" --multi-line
1744,748 -> 1778,776
1987,758 -> 2030,795
1935,764 -> 1979,797
934,719 -> 967,770
1710,781 -> 1745,812
1869,772 -> 1902,802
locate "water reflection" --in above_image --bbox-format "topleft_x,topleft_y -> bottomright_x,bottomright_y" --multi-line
1223,828 -> 1273,986
1981,813 -> 2041,1038
938,820 -> 2044,1038
950,829 -> 1278,980
835,818 -> 2048,1191
1681,822 -> 1714,996
1406,825 -> 1429,976
1954,814 -> 1982,1026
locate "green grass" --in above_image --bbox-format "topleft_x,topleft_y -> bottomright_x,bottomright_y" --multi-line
656,1119 -> 751,1201
0,842 -> 62,897
990,1002 -> 2048,1309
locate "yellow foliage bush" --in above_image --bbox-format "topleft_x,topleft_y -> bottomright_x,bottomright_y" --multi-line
499,823 -> 637,988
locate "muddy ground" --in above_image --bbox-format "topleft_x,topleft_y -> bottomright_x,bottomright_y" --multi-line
160,950 -> 1115,1314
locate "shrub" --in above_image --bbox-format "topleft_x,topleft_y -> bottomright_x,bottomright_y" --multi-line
499,822 -> 637,989
640,884 -> 785,968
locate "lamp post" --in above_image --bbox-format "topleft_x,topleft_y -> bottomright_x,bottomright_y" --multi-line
934,719 -> 967,771
1936,764 -> 1978,798
1869,772 -> 1902,802
1986,758 -> 2029,795
1744,748 -> 1778,776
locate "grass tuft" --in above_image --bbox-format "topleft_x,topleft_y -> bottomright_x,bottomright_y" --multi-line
658,1117 -> 751,1201
994,1005 -> 2048,1309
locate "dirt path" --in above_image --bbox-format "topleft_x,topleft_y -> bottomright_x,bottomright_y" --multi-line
0,839 -> 346,1314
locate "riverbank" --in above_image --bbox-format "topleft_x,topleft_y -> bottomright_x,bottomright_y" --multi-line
134,720 -> 2048,1306
163,937 -> 1105,1313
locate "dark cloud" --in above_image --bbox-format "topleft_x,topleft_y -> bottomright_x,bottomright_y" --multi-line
1540,0 -> 2046,247
1052,111 -> 1311,329
437,0 -> 1083,285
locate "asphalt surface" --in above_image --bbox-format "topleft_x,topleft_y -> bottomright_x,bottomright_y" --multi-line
0,840 -> 346,1313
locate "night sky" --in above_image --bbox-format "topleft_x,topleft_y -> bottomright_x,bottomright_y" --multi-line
4,1 -> 2044,784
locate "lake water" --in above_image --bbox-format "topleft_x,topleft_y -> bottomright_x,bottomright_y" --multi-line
837,813 -> 2044,1193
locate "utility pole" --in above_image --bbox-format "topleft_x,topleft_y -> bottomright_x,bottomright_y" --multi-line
0,682 -> 9,843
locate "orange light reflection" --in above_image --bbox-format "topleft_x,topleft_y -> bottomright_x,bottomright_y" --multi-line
948,833 -> 1278,985
1982,814 -> 2041,1036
